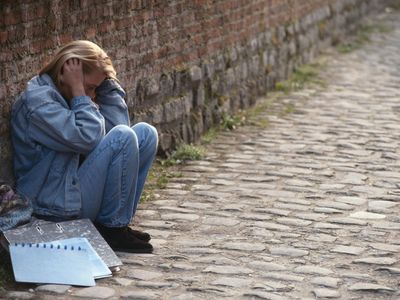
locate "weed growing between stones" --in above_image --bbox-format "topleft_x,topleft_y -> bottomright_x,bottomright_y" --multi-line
141,144 -> 205,202
168,144 -> 206,163
275,63 -> 326,93
220,113 -> 246,130
201,128 -> 219,145
280,103 -> 296,116
141,162 -> 183,203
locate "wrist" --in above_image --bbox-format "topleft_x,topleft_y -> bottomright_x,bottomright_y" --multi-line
71,85 -> 86,98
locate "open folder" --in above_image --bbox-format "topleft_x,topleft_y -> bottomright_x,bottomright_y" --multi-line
3,218 -> 122,269
49,237 -> 112,279
9,237 -> 111,286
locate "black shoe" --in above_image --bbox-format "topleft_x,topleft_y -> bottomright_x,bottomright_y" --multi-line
95,223 -> 153,253
126,227 -> 151,242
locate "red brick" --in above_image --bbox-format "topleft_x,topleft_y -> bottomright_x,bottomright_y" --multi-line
4,10 -> 22,26
85,27 -> 97,39
59,33 -> 73,45
0,83 -> 6,101
0,31 -> 8,44
30,41 -> 43,54
98,21 -> 115,33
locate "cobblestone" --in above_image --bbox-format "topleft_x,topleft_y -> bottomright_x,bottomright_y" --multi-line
210,277 -> 252,288
269,247 -> 309,257
353,257 -> 397,266
349,211 -> 386,219
202,265 -> 253,275
35,284 -> 71,294
331,245 -> 366,255
120,290 -> 162,300
312,288 -> 341,298
294,265 -> 334,275
71,287 -> 116,298
347,282 -> 395,292
6,291 -> 35,299
310,277 -> 341,288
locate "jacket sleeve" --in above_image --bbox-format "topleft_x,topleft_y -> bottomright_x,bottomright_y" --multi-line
95,79 -> 130,132
29,95 -> 106,155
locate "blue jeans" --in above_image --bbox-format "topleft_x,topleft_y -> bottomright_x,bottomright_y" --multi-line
77,122 -> 158,227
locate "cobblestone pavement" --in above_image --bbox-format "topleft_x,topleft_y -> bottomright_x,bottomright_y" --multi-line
6,9 -> 400,300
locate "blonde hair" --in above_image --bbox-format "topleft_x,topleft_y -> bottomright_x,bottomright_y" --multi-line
39,40 -> 117,87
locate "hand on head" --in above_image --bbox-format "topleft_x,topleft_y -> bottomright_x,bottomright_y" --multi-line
59,58 -> 86,100
59,58 -> 106,101
40,40 -> 116,101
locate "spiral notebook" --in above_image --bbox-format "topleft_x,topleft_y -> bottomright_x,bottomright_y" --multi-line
49,237 -> 112,279
10,238 -> 96,286
3,218 -> 122,269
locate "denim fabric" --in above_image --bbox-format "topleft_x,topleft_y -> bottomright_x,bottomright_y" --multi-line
11,74 -> 157,226
78,123 -> 158,226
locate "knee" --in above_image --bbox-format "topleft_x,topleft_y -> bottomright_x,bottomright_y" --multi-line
133,122 -> 158,147
109,125 -> 138,149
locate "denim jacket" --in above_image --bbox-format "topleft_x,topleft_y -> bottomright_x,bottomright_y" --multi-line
11,74 -> 129,218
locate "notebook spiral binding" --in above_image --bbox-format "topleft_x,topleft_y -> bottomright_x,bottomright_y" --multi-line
13,242 -> 83,251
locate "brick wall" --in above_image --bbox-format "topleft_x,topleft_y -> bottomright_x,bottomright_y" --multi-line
0,0 -> 391,182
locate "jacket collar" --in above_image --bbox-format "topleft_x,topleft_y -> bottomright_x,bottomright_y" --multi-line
27,74 -> 57,91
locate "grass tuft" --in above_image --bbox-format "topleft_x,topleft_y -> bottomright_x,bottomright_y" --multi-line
275,63 -> 326,93
141,144 -> 205,202
201,128 -> 219,145
141,161 -> 182,202
170,144 -> 206,163
220,113 -> 246,131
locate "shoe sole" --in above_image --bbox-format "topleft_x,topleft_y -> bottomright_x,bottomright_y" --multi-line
113,247 -> 153,254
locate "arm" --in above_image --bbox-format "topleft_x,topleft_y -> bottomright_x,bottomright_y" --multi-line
28,58 -> 105,154
95,79 -> 130,132
29,94 -> 106,154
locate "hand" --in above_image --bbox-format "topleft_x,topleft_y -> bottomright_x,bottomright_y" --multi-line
59,58 -> 85,99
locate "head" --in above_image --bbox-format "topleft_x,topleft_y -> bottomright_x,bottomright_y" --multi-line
39,40 -> 117,99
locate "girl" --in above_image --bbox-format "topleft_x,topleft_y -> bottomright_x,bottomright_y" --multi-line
11,40 -> 158,253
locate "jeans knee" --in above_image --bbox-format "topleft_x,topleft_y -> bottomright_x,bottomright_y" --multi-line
109,125 -> 138,150
133,122 -> 158,147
